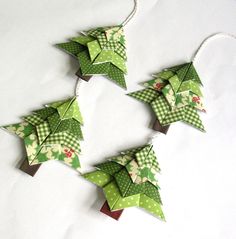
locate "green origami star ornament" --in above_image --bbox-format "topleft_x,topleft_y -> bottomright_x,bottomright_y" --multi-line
57,26 -> 127,89
128,62 -> 205,132
83,144 -> 165,220
2,97 -> 83,174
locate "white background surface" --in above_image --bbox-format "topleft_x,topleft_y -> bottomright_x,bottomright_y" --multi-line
0,0 -> 236,238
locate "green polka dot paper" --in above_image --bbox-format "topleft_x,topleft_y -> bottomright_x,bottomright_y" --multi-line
84,171 -> 112,187
83,144 -> 165,220
104,181 -> 140,210
48,98 -> 83,124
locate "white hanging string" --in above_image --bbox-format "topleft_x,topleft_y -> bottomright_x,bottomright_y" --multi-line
121,0 -> 138,27
75,78 -> 82,96
192,32 -> 236,63
147,132 -> 161,145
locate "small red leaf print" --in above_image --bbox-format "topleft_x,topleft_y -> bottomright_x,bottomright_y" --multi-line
67,152 -> 72,158
154,83 -> 163,91
192,96 -> 200,103
64,148 -> 73,158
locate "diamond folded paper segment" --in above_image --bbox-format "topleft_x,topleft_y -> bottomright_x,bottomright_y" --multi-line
83,145 -> 165,220
128,62 -> 205,132
57,26 -> 127,89
2,97 -> 83,175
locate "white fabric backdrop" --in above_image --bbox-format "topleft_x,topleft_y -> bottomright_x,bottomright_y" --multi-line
0,0 -> 236,238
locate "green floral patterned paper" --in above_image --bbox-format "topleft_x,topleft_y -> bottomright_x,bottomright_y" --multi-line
2,97 -> 83,171
128,62 -> 206,131
57,26 -> 127,89
83,145 -> 165,220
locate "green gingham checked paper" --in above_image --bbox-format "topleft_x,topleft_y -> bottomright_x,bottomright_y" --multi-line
114,43 -> 126,60
97,34 -> 108,48
45,132 -> 81,153
36,121 -> 51,145
151,96 -> 205,131
120,145 -> 147,156
135,145 -> 160,172
57,26 -> 128,89
128,88 -> 159,103
23,114 -> 44,126
183,106 -> 205,130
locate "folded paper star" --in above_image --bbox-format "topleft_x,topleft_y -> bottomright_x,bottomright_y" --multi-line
2,97 -> 83,176
57,26 -> 127,89
83,144 -> 164,220
128,62 -> 205,133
